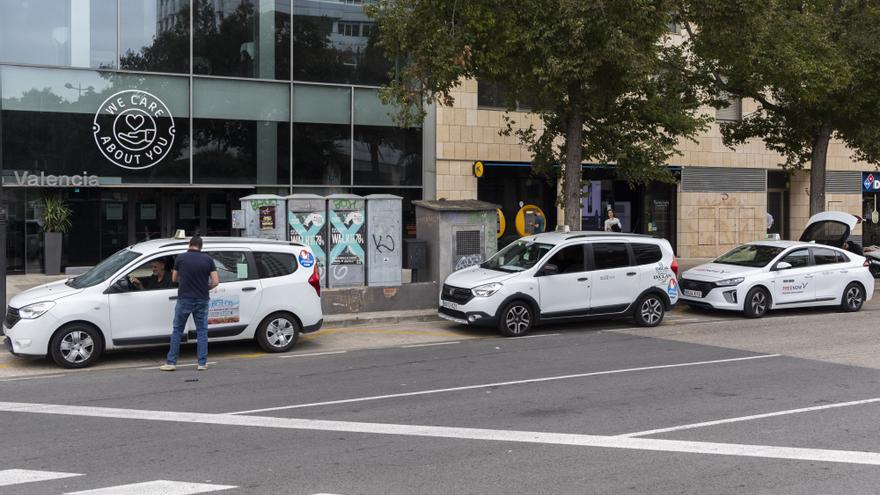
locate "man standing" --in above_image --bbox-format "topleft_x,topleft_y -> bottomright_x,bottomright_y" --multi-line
160,236 -> 219,371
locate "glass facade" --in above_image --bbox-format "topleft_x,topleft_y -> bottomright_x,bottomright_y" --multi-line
0,0 -> 424,272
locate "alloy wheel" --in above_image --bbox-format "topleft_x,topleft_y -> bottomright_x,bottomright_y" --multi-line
641,298 -> 663,325
846,286 -> 863,310
751,292 -> 767,315
505,306 -> 531,335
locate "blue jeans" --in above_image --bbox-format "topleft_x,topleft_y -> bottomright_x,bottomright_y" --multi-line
167,298 -> 209,366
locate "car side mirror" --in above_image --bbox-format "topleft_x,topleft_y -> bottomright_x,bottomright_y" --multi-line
109,277 -> 132,293
775,261 -> 792,271
540,263 -> 559,276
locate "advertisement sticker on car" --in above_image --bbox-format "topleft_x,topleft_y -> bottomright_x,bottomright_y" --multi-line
298,249 -> 315,268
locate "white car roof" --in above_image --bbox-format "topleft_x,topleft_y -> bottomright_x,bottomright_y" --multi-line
128,237 -> 306,253
523,231 -> 659,245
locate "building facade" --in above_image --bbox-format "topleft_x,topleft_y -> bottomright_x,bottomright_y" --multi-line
0,0 -> 427,273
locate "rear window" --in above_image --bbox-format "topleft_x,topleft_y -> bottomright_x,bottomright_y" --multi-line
813,247 -> 840,265
254,252 -> 298,278
631,243 -> 662,265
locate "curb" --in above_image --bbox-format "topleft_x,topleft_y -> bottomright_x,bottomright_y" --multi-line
323,309 -> 441,328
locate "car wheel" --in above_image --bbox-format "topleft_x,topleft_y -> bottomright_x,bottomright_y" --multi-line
49,323 -> 103,369
256,312 -> 300,352
634,294 -> 665,327
841,283 -> 865,312
743,287 -> 770,318
497,301 -> 533,337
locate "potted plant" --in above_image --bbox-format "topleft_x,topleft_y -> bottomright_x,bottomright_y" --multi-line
40,196 -> 72,275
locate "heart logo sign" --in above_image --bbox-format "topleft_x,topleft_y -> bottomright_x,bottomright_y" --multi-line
93,90 -> 176,170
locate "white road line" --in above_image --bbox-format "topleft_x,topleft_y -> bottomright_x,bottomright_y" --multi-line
2,401 -> 880,467
138,362 -> 217,370
0,469 -> 82,486
65,480 -> 236,495
0,374 -> 66,382
400,341 -> 461,348
507,333 -> 561,339
278,350 -> 348,359
619,397 -> 880,438
227,354 -> 780,415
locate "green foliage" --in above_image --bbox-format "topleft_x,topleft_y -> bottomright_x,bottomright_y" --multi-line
40,196 -> 72,234
681,0 -> 880,212
366,0 -> 709,227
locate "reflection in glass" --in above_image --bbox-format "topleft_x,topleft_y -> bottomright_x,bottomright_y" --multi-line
292,123 -> 351,186
353,187 -> 422,238
120,0 -> 190,73
292,0 -> 392,84
0,0 -> 117,68
1,66 -> 191,183
193,119 -> 290,184
193,0 -> 291,79
353,126 -> 422,186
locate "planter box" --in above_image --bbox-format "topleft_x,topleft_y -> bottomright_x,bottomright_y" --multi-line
44,232 -> 63,275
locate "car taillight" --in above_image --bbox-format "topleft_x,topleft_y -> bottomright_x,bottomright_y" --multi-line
671,257 -> 679,277
864,259 -> 870,267
308,264 -> 320,296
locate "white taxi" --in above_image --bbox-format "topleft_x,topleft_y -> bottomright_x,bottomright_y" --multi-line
680,213 -> 873,317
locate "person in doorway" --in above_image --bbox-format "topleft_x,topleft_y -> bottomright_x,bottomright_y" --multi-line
604,209 -> 622,232
160,236 -> 219,372
129,258 -> 172,290
766,212 -> 774,231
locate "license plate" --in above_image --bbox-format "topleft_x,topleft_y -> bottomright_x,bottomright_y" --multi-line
441,300 -> 459,310
683,289 -> 702,298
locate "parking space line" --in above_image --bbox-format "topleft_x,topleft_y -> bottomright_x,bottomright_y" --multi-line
278,351 -> 348,359
0,469 -> 83,487
225,354 -> 780,415
3,401 -> 880,466
618,397 -> 880,438
137,362 -> 217,370
400,341 -> 461,348
0,374 -> 66,382
507,333 -> 561,339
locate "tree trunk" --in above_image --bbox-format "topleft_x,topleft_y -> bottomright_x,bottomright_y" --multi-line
809,121 -> 833,216
563,112 -> 584,230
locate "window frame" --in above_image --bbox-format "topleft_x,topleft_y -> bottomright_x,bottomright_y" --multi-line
775,247 -> 812,270
203,249 -> 257,283
589,242 -> 632,271
539,243 -> 587,276
253,250 -> 299,279
631,242 -> 663,266
811,247 -> 842,266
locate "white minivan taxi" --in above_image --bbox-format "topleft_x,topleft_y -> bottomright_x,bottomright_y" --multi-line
3,237 -> 323,368
680,212 -> 874,317
438,232 -> 679,336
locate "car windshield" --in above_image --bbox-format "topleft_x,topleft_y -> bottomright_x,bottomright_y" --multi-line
714,245 -> 785,268
480,240 -> 553,272
66,249 -> 142,288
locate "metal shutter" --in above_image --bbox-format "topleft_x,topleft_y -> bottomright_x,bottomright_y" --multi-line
715,96 -> 742,122
825,171 -> 862,194
681,167 -> 766,192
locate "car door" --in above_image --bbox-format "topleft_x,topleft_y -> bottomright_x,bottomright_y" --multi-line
812,247 -> 848,302
770,248 -> 817,305
589,242 -> 640,314
536,244 -> 590,317
108,252 -> 182,346
198,250 -> 262,340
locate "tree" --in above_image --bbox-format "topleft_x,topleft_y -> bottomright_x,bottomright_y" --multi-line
680,0 -> 880,215
366,0 -> 709,229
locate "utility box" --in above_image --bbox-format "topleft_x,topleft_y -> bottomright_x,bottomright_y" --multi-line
365,194 -> 402,287
413,200 -> 499,284
286,194 -> 327,287
326,194 -> 366,287
239,194 -> 286,240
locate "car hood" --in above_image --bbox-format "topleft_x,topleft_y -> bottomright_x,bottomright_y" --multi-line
682,263 -> 761,282
9,279 -> 83,308
444,266 -> 520,288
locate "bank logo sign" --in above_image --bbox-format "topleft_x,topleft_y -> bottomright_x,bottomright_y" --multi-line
93,90 -> 175,170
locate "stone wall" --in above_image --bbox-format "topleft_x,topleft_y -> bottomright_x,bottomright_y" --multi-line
678,191 -> 767,258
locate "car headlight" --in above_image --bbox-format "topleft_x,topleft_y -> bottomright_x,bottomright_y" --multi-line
18,301 -> 56,319
472,283 -> 502,297
715,277 -> 745,287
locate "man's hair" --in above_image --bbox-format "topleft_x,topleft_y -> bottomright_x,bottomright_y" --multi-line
189,235 -> 203,250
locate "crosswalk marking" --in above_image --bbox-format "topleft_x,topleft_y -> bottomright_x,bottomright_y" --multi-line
65,480 -> 237,495
0,469 -> 83,487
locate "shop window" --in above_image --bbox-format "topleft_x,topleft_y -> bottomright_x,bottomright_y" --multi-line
292,85 -> 352,186
352,88 -> 422,186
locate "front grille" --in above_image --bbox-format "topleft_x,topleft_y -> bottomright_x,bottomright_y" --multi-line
439,306 -> 467,320
679,279 -> 716,295
441,284 -> 474,304
4,307 -> 20,328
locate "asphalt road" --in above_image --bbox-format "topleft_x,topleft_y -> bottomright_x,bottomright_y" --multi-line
2,303 -> 880,494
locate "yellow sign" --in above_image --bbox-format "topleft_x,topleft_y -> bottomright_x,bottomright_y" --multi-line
496,209 -> 506,239
473,161 -> 484,178
515,204 -> 547,237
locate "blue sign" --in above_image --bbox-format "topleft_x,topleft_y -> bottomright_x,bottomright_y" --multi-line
298,249 -> 315,268
863,172 -> 880,192
667,278 -> 678,299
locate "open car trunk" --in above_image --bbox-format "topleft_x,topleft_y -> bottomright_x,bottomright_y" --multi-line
799,212 -> 860,249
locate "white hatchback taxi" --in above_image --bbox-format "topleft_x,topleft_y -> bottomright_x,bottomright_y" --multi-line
438,232 -> 680,336
3,237 -> 323,368
680,212 -> 873,317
